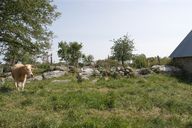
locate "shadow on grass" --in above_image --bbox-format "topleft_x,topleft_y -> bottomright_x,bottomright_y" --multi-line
185,122 -> 192,128
170,72 -> 192,85
0,86 -> 13,93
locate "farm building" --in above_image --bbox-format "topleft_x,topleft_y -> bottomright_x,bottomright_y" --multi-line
170,30 -> 192,73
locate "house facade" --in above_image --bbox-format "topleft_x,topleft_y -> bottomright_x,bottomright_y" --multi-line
170,31 -> 192,73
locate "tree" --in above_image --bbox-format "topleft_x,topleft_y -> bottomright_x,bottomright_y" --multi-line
87,55 -> 94,64
3,49 -> 36,64
82,54 -> 94,66
58,41 -> 83,66
0,0 -> 60,63
58,41 -> 70,63
3,41 -> 52,65
133,54 -> 148,68
111,34 -> 134,66
39,42 -> 52,64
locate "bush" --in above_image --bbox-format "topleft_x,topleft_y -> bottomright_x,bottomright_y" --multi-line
34,63 -> 52,74
147,56 -> 171,67
96,59 -> 121,77
133,54 -> 148,68
160,57 -> 171,65
37,63 -> 51,71
96,59 -> 120,69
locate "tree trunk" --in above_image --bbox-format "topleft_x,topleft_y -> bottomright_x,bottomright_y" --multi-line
121,56 -> 124,67
11,55 -> 16,65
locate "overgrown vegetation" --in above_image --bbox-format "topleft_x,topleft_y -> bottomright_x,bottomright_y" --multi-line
147,56 -> 171,67
0,74 -> 192,128
132,54 -> 148,68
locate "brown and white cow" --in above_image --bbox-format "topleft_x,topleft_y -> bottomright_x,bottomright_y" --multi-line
11,64 -> 34,91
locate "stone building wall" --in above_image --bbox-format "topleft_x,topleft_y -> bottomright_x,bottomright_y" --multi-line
173,57 -> 192,74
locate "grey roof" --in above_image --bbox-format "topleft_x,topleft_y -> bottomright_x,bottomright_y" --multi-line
170,30 -> 192,58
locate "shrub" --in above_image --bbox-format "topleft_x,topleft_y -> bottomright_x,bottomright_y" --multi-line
96,59 -> 120,69
132,54 -> 148,68
147,56 -> 171,67
34,63 -> 52,74
37,63 -> 51,71
160,57 -> 171,65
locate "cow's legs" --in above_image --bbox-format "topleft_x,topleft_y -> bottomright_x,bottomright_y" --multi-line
15,82 -> 20,91
14,82 -> 17,88
21,76 -> 27,91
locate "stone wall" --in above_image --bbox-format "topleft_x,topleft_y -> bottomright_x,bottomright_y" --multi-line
173,57 -> 192,74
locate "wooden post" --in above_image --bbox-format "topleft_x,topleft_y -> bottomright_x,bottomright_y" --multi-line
157,56 -> 160,65
50,53 -> 53,64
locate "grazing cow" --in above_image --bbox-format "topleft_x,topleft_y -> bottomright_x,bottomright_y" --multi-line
11,64 -> 34,91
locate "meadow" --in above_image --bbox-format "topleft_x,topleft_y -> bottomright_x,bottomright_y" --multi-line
0,74 -> 192,128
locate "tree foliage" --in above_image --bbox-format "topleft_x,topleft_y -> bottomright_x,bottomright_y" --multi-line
0,0 -> 60,64
3,42 -> 52,64
147,56 -> 171,67
111,34 -> 134,66
58,41 -> 83,66
3,46 -> 36,64
82,54 -> 94,66
133,54 -> 148,68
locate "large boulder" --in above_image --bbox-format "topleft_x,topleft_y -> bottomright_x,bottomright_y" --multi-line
151,65 -> 182,74
93,69 -> 101,76
111,66 -> 134,77
80,67 -> 94,77
0,77 -> 5,85
54,65 -> 69,72
76,73 -> 89,82
125,66 -> 134,72
136,68 -> 152,76
28,75 -> 43,81
4,72 -> 12,77
68,66 -> 79,73
77,67 -> 96,82
42,70 -> 66,79
5,75 -> 13,82
124,66 -> 134,77
100,69 -> 110,77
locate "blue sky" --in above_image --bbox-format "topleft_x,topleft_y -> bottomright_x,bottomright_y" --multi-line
50,0 -> 192,62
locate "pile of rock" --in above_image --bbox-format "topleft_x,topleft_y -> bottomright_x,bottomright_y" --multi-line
135,68 -> 152,76
77,66 -> 135,81
110,66 -> 135,78
77,67 -> 95,82
151,65 -> 182,74
53,65 -> 69,72
0,64 -> 183,83
34,65 -> 182,82
42,70 -> 67,79
28,65 -> 69,82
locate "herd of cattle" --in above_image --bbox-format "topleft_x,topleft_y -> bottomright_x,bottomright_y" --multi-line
11,64 -> 34,91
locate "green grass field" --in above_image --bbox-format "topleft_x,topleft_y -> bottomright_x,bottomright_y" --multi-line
0,74 -> 192,128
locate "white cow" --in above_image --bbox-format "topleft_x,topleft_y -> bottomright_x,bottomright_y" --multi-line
11,64 -> 34,91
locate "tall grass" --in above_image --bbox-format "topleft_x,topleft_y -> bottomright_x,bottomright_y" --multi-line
0,74 -> 192,127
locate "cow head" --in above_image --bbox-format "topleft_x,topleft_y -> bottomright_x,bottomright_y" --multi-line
25,64 -> 34,78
